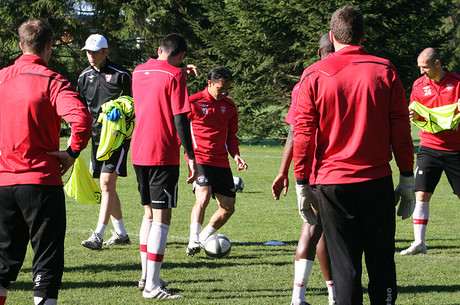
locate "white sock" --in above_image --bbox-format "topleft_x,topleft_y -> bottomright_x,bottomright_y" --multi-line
189,222 -> 202,245
0,288 -> 7,305
413,201 -> 429,245
112,218 -> 128,237
199,224 -> 217,244
94,223 -> 107,239
326,280 -> 336,301
291,259 -> 314,303
145,221 -> 169,292
140,217 -> 152,280
34,297 -> 57,305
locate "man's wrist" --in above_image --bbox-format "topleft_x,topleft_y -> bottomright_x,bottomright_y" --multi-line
400,171 -> 413,177
66,146 -> 80,159
296,178 -> 309,185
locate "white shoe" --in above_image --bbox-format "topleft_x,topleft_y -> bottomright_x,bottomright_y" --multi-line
81,231 -> 103,250
186,241 -> 203,257
103,230 -> 130,246
329,298 -> 337,305
143,286 -> 184,299
138,278 -> 169,291
400,242 -> 427,255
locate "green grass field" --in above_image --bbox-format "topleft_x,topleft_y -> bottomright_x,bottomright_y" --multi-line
5,135 -> 460,304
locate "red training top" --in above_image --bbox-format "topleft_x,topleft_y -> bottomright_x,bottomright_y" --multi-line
293,46 -> 414,185
410,71 -> 460,151
189,87 -> 239,168
131,58 -> 191,166
0,54 -> 92,186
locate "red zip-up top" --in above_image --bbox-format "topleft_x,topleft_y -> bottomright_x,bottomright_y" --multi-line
0,54 -> 92,186
293,46 -> 413,184
410,71 -> 460,151
189,88 -> 239,168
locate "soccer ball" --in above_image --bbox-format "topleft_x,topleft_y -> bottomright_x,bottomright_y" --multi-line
204,234 -> 231,258
233,176 -> 244,192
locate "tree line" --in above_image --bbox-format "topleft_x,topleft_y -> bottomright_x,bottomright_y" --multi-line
1,0 -> 459,140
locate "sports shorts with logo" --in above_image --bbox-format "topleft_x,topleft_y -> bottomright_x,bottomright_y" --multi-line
195,164 -> 236,198
415,146 -> 460,194
133,165 -> 180,209
90,139 -> 130,178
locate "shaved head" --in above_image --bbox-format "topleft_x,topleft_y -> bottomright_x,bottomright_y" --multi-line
418,47 -> 440,65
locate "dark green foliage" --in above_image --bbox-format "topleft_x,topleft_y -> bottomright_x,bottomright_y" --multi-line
0,0 -> 458,139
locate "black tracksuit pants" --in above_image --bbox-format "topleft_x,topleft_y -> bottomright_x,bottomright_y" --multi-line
318,176 -> 397,305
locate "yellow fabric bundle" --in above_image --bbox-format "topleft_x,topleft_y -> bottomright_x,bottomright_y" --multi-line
64,157 -> 101,204
409,100 -> 460,134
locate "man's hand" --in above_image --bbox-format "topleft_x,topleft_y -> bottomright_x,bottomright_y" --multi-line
409,109 -> 421,121
234,155 -> 248,171
187,158 -> 198,183
47,150 -> 76,176
295,184 -> 318,225
272,173 -> 288,200
395,174 -> 415,219
182,64 -> 198,77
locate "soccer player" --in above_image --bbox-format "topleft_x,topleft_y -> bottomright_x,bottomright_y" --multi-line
131,33 -> 197,299
272,33 -> 336,305
0,18 -> 92,305
186,66 -> 248,257
293,6 -> 415,304
78,34 -> 132,250
401,48 -> 460,255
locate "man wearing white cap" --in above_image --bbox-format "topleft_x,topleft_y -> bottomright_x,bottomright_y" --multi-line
77,34 -> 132,250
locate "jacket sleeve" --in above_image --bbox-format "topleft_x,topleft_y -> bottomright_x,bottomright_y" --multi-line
51,75 -> 92,152
120,70 -> 132,97
293,74 -> 317,180
390,71 -> 414,173
227,107 -> 240,158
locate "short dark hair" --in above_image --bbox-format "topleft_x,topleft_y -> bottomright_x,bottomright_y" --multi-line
161,33 -> 187,56
18,18 -> 54,54
319,33 -> 334,59
330,6 -> 364,45
208,66 -> 233,83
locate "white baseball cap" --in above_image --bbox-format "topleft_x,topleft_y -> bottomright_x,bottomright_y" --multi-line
81,34 -> 108,51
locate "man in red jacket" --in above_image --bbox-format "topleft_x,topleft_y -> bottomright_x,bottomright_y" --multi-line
0,18 -> 92,305
186,66 -> 248,256
401,48 -> 460,255
293,6 -> 414,304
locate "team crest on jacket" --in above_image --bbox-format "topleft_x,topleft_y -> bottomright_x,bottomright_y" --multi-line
446,83 -> 454,91
220,106 -> 226,114
105,74 -> 112,82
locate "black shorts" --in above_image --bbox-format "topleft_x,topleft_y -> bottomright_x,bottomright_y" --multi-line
133,165 -> 179,209
195,164 -> 236,198
415,146 -> 460,194
90,138 -> 130,178
0,185 -> 66,298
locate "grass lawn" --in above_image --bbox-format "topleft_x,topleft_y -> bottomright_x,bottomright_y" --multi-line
5,134 -> 460,304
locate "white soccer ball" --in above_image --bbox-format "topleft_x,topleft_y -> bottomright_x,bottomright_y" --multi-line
233,176 -> 244,192
204,234 -> 231,259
